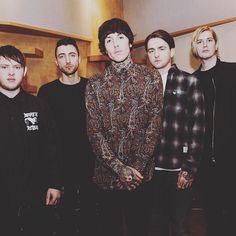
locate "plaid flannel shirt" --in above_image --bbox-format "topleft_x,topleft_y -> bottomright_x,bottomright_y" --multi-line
156,64 -> 205,176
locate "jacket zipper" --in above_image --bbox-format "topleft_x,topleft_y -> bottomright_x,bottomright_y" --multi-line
211,77 -> 216,163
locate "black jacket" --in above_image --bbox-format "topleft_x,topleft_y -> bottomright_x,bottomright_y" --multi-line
194,60 -> 236,172
0,89 -> 62,208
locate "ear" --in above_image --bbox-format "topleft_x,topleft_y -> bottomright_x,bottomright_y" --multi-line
78,55 -> 81,64
55,59 -> 58,67
23,66 -> 27,77
170,48 -> 175,58
129,43 -> 132,48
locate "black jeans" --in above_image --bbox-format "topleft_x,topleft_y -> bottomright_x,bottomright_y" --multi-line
1,205 -> 55,236
196,160 -> 236,236
97,181 -> 152,236
150,171 -> 193,236
56,180 -> 98,236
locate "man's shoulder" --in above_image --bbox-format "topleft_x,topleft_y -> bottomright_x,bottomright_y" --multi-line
21,90 -> 46,107
88,71 -> 105,84
134,63 -> 154,73
132,64 -> 161,81
171,65 -> 199,85
38,79 -> 59,91
217,60 -> 236,70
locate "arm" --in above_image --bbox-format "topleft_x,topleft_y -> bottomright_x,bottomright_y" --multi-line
40,100 -> 63,202
85,76 -> 137,183
132,70 -> 163,173
179,75 -> 205,186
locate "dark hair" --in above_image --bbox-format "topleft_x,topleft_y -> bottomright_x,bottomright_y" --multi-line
55,37 -> 79,57
0,45 -> 26,67
98,18 -> 134,55
144,29 -> 175,51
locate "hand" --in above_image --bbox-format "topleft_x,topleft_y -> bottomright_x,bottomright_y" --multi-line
46,188 -> 61,205
177,171 -> 193,189
117,166 -> 143,191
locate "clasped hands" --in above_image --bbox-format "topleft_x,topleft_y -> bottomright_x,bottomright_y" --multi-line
115,166 -> 143,191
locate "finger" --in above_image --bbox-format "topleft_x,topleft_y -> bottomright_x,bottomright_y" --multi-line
46,193 -> 50,205
133,170 -> 143,179
126,175 -> 133,182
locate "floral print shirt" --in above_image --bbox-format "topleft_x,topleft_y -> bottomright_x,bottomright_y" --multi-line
85,56 -> 163,189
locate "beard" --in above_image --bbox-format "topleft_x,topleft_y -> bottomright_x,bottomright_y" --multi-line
59,64 -> 79,76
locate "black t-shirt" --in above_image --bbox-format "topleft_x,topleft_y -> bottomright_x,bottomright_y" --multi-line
38,78 -> 94,182
197,67 -> 216,157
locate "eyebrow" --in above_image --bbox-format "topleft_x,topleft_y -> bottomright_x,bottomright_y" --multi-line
57,52 -> 77,56
197,37 -> 214,41
148,45 -> 167,50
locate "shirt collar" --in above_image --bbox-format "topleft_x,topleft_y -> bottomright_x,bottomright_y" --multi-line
110,54 -> 133,73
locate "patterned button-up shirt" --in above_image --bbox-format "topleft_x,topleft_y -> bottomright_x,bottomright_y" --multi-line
156,64 -> 205,176
85,57 -> 163,189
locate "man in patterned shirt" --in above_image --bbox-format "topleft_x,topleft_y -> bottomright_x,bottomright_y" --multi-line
145,30 -> 205,236
85,18 -> 163,236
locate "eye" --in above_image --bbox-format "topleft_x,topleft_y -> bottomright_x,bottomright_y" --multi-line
105,38 -> 111,44
148,49 -> 154,54
207,38 -> 214,43
0,65 -> 7,69
196,40 -> 203,45
57,54 -> 65,59
15,65 -> 22,70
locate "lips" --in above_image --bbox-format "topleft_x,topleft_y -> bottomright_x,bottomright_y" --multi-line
7,78 -> 15,82
65,65 -> 73,70
114,50 -> 122,54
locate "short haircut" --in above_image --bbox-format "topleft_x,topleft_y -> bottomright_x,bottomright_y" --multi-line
144,29 -> 175,52
55,37 -> 79,57
0,45 -> 26,68
191,25 -> 219,58
98,18 -> 134,55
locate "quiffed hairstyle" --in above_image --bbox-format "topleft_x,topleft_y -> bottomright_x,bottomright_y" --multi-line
191,25 -> 219,59
0,45 -> 26,68
98,18 -> 134,55
55,37 -> 79,57
144,29 -> 175,52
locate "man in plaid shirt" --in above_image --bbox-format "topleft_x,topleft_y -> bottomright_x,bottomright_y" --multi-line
145,30 -> 205,236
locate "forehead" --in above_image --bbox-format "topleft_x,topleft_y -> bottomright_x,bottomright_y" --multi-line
147,37 -> 169,49
56,45 -> 78,55
198,30 -> 213,39
105,32 -> 127,39
0,56 -> 20,65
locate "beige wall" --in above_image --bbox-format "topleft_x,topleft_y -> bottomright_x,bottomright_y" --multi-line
0,32 -> 90,94
175,21 -> 236,73
124,0 -> 236,41
132,21 -> 236,73
0,0 -> 92,38
87,0 -> 124,77
0,0 -> 124,92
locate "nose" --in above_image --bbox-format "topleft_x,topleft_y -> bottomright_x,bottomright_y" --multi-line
113,38 -> 119,48
203,40 -> 208,47
9,67 -> 15,75
154,50 -> 159,58
65,55 -> 71,63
